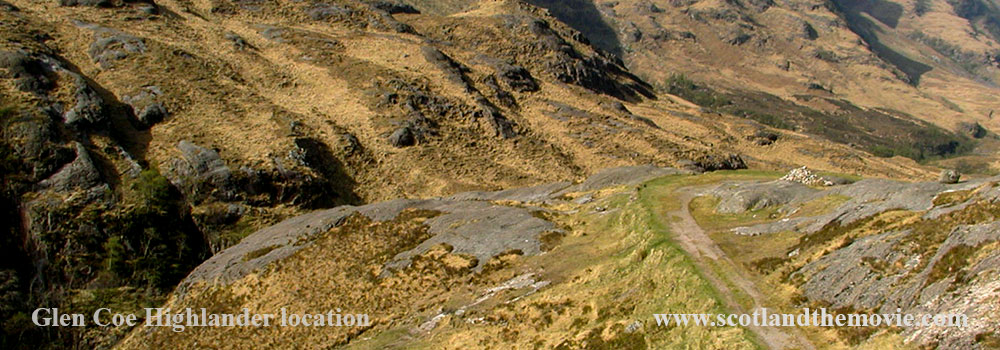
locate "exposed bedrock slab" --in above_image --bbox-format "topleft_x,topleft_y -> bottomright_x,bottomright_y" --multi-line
181,166 -> 681,289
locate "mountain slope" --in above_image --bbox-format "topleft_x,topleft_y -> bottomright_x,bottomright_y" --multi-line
2,0 -> 996,349
0,1 -> 944,348
117,168 -> 1000,349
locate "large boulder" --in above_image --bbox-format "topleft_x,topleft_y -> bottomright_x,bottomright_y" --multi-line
0,50 -> 53,94
939,169 -> 961,184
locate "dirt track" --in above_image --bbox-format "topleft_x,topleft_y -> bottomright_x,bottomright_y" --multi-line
664,186 -> 815,350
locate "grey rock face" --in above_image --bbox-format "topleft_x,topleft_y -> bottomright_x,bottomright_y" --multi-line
37,142 -> 103,192
63,75 -> 107,127
733,176 -> 1000,237
165,141 -> 234,202
710,180 -> 818,214
366,0 -> 419,14
717,175 -> 1000,348
123,86 -> 167,127
179,166 -> 679,287
181,198 -> 555,286
797,221 -> 1000,348
385,200 -> 556,272
0,50 -> 53,94
87,28 -> 146,69
797,230 -> 911,310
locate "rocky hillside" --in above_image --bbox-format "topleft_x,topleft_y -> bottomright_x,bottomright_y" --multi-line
411,0 -> 1000,164
0,0 -> 996,349
534,0 -> 1000,128
111,167 -> 1000,349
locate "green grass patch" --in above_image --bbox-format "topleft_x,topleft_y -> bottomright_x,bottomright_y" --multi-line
793,194 -> 851,218
664,74 -> 731,108
689,196 -> 783,232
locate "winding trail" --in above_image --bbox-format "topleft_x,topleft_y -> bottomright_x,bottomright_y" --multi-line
663,186 -> 815,350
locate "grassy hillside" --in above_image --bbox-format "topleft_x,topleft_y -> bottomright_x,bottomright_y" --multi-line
2,0 -> 997,349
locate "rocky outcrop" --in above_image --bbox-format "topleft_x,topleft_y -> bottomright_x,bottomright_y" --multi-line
63,75 -> 107,127
709,180 -> 817,214
692,153 -> 747,172
0,50 -> 53,94
84,25 -> 147,69
493,62 -> 539,92
421,46 -> 470,90
180,165 -> 680,286
366,0 -> 419,14
729,177 -> 993,236
305,3 -> 352,21
37,142 -> 104,193
59,0 -> 156,7
795,212 -> 1000,349
122,85 -> 167,127
710,174 -> 1000,348
473,100 -> 516,138
165,141 -> 234,202
506,16 -> 655,102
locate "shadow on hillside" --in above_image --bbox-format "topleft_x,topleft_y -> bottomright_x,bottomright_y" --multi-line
835,0 -> 904,28
832,0 -> 932,85
525,0 -> 623,57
